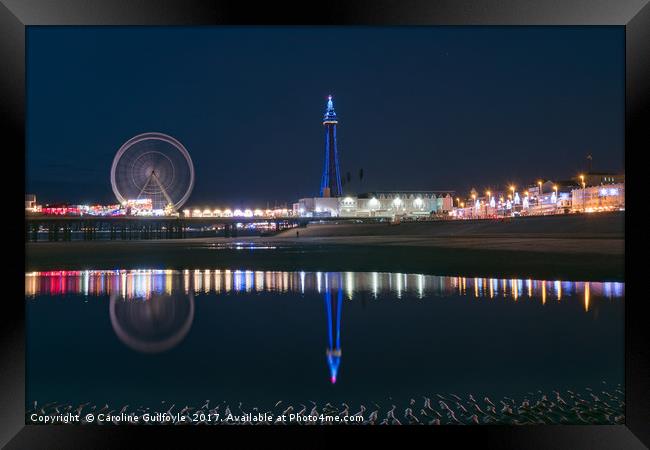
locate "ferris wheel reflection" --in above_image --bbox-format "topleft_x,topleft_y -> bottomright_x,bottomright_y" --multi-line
26,269 -> 624,362
109,290 -> 194,354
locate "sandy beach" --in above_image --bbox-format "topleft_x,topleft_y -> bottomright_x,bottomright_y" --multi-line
26,212 -> 624,281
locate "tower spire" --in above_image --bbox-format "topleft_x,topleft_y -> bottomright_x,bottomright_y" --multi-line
324,95 -> 337,123
320,95 -> 343,197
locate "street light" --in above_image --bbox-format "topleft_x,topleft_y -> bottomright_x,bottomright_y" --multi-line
553,185 -> 558,214
579,174 -> 586,212
485,190 -> 491,218
471,193 -> 476,218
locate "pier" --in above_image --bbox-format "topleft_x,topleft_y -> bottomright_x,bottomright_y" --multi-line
24,215 -> 384,242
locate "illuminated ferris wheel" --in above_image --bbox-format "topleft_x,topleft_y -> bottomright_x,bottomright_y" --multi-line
110,132 -> 195,211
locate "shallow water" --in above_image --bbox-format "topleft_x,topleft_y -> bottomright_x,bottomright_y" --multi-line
25,269 -> 624,422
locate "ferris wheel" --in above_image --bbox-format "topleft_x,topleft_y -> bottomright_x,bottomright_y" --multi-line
110,132 -> 195,211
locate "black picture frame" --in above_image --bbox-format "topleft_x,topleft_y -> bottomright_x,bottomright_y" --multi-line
3,0 -> 648,448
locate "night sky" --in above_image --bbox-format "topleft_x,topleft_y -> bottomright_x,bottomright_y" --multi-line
27,26 -> 624,207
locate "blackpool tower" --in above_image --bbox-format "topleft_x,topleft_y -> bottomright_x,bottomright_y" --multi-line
320,95 -> 343,197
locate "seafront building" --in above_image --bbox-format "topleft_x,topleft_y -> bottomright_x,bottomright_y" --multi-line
25,194 -> 40,213
571,183 -> 625,213
451,174 -> 624,219
294,191 -> 455,219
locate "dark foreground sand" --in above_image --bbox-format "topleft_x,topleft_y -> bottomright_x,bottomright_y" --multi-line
26,212 -> 624,281
28,385 -> 624,425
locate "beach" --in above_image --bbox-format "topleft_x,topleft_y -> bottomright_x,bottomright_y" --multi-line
25,212 -> 624,281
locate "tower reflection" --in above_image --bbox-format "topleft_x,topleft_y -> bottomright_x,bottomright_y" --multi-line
26,270 -> 624,364
324,273 -> 343,384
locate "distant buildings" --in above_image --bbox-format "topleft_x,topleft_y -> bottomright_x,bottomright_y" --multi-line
572,183 -> 625,213
25,198 -> 153,217
25,194 -> 40,212
451,172 -> 624,219
573,172 -> 624,187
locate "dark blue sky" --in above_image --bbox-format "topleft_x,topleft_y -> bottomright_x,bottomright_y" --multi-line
27,26 -> 624,206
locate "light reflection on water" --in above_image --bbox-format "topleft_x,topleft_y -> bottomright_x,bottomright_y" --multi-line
25,269 -> 624,307
25,269 -> 623,369
25,269 -> 625,407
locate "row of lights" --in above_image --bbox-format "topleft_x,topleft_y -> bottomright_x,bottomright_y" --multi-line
457,180 -> 567,208
377,197 -> 423,210
341,196 -> 427,211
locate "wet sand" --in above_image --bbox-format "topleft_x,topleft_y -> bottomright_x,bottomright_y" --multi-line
25,212 -> 624,281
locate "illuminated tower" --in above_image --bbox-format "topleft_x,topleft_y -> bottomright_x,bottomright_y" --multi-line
320,95 -> 343,197
324,274 -> 343,384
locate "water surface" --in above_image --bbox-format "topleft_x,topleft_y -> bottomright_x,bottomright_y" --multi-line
26,269 -> 624,415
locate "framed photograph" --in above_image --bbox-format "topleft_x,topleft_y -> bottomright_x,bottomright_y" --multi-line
3,0 -> 648,448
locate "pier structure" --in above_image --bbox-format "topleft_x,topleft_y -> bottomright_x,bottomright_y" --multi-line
24,215 -> 384,242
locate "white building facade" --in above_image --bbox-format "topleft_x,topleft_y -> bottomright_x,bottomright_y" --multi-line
571,183 -> 625,212
294,192 -> 454,219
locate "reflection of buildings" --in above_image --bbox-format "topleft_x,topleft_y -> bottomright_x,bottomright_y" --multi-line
25,270 -> 624,306
25,271 -> 624,365
323,274 -> 343,384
